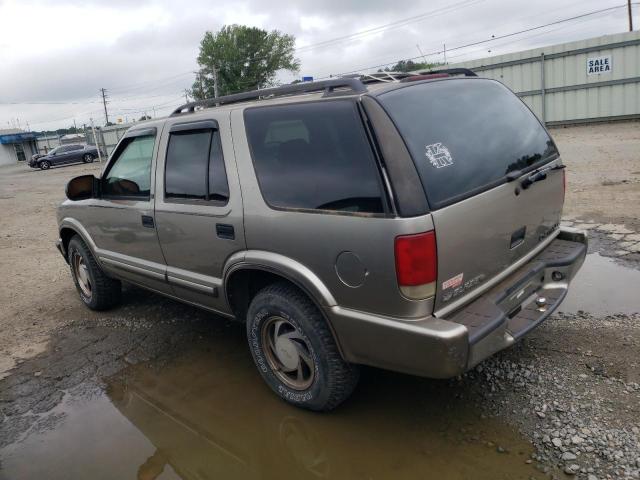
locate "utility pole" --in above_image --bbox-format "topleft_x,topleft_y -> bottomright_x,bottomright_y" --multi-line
73,118 -> 77,133
194,71 -> 204,99
443,43 -> 447,64
628,0 -> 634,31
212,66 -> 219,99
100,88 -> 110,126
90,118 -> 103,163
184,89 -> 190,103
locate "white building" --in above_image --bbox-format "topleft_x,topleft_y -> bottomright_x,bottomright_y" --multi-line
0,129 -> 38,166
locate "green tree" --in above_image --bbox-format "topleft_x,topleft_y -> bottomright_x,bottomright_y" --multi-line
192,25 -> 300,99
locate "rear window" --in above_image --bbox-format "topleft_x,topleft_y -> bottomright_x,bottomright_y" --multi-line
377,79 -> 558,209
244,101 -> 385,214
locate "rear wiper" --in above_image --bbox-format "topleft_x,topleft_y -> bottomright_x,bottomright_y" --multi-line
520,164 -> 565,190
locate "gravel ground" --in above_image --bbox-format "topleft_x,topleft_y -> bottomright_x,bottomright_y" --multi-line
0,122 -> 638,479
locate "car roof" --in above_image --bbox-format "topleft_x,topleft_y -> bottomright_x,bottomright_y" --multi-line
128,70 -> 479,130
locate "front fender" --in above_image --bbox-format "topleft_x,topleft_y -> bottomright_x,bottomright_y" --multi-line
58,217 -> 101,264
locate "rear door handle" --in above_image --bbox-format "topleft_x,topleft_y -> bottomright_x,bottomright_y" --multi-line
216,223 -> 235,240
141,215 -> 155,228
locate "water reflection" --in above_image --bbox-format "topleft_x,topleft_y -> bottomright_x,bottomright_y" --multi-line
105,343 -> 541,480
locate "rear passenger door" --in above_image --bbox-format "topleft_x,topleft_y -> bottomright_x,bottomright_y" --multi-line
68,145 -> 85,163
154,114 -> 245,314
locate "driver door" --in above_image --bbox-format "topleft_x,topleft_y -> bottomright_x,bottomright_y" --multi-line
83,126 -> 171,294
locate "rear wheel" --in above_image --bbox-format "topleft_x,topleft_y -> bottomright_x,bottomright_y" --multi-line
39,160 -> 51,170
82,153 -> 94,163
68,235 -> 121,310
247,282 -> 359,411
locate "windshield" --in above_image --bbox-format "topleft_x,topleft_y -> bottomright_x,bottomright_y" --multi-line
377,78 -> 558,209
48,147 -> 61,155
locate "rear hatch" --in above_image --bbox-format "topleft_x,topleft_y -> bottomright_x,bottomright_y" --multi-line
376,78 -> 564,312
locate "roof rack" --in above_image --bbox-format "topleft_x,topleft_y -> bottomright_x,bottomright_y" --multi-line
170,78 -> 367,116
416,68 -> 477,77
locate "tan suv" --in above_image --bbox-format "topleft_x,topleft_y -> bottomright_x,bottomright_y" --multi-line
56,70 -> 587,410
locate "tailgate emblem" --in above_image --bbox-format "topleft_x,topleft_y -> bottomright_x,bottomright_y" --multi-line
425,143 -> 453,169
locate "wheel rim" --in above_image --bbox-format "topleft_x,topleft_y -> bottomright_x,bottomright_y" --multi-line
262,316 -> 315,390
72,252 -> 92,298
41,162 -> 49,169
84,154 -> 92,162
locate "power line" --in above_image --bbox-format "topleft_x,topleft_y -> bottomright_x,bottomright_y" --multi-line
295,0 -> 484,53
321,3 -> 635,78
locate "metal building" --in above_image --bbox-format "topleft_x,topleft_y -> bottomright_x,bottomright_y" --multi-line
0,129 -> 38,166
451,30 -> 640,126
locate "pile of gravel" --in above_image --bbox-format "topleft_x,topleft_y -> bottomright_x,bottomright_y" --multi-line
461,313 -> 640,479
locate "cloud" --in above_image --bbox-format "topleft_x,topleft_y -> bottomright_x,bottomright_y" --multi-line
0,0 -> 630,130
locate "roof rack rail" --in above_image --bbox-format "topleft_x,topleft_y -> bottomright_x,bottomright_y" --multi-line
417,68 -> 477,77
170,78 -> 367,116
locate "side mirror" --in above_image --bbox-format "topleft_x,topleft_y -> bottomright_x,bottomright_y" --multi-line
66,175 -> 99,201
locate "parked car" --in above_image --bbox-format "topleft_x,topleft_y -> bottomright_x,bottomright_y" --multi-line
55,71 -> 587,411
30,144 -> 101,170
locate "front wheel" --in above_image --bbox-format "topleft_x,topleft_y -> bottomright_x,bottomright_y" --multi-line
39,160 -> 51,170
247,282 -> 359,411
68,235 -> 121,310
82,153 -> 94,163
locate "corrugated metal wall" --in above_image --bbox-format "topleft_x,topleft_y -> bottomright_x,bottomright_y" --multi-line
451,30 -> 640,125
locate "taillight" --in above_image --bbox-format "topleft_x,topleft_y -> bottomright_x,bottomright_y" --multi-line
394,231 -> 437,299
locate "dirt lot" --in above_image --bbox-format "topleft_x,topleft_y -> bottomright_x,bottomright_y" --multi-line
0,122 -> 639,480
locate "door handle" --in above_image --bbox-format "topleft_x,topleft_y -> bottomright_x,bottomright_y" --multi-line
216,223 -> 235,240
141,215 -> 155,228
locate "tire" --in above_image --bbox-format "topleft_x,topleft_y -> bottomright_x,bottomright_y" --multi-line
67,235 -> 121,310
247,282 -> 359,411
39,160 -> 51,170
82,153 -> 94,163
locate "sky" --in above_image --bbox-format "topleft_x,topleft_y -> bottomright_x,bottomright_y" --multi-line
0,0 -> 634,131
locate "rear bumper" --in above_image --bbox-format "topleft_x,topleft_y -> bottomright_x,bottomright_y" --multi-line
327,228 -> 587,378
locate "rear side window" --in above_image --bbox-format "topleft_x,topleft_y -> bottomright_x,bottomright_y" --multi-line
164,129 -> 229,203
377,79 -> 558,209
244,101 -> 385,214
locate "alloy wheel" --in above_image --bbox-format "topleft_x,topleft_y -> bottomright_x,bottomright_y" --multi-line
262,316 -> 316,390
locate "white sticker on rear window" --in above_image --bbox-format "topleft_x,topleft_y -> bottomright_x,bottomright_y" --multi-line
425,142 -> 453,168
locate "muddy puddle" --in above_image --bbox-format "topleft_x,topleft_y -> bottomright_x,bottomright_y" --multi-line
559,253 -> 640,315
1,340 -> 542,480
3,253 -> 636,479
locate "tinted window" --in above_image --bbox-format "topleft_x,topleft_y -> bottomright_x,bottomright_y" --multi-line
377,79 -> 558,209
69,145 -> 84,151
244,101 -> 384,214
165,129 -> 229,203
103,135 -> 155,198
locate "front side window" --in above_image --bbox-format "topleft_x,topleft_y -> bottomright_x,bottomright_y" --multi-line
103,135 -> 155,198
244,101 -> 385,214
164,129 -> 229,203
